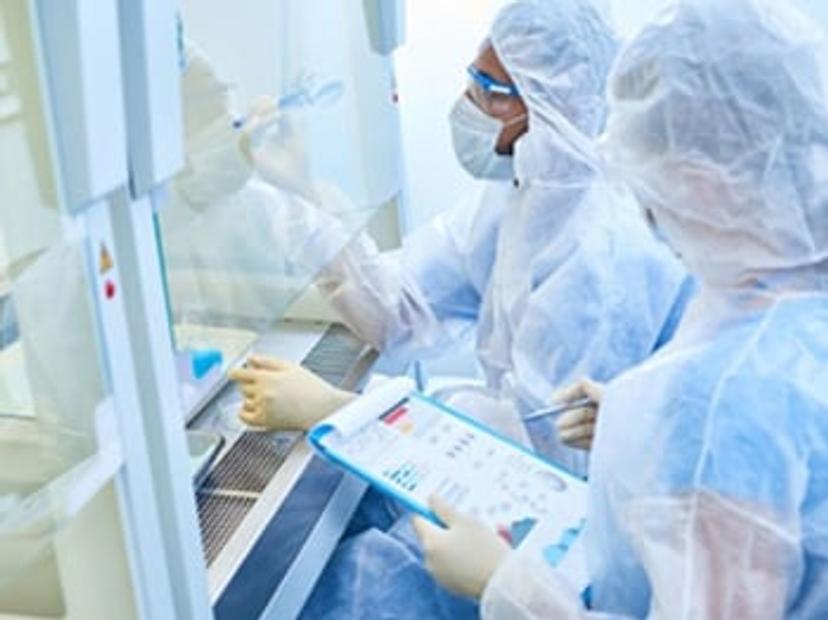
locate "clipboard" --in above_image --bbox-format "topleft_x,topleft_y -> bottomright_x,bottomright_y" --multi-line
308,378 -> 587,549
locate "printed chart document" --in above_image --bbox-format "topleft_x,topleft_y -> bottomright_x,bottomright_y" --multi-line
308,378 -> 588,562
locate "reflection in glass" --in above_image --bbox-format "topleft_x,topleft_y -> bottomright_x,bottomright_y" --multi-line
158,0 -> 402,416
0,0 -> 111,587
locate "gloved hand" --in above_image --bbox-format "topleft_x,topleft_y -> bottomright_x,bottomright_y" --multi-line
412,496 -> 510,600
228,355 -> 355,431
553,377 -> 604,450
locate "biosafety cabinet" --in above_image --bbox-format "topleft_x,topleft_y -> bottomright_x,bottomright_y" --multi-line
0,0 -> 406,618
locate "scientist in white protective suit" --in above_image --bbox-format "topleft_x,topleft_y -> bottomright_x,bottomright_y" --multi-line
227,2 -> 694,619
412,0 -> 828,616
229,0 -> 691,475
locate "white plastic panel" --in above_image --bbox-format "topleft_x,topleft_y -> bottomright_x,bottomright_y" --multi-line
363,0 -> 406,55
36,0 -> 128,210
118,0 -> 184,195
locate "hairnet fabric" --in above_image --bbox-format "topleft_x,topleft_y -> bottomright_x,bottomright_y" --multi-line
603,0 -> 828,289
491,0 -> 617,180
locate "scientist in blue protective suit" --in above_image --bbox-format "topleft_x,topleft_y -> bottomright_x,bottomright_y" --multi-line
412,0 -> 828,617
227,1 -> 695,618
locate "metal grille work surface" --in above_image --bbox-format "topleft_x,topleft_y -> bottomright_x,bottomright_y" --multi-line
300,323 -> 366,385
197,493 -> 257,566
201,432 -> 298,494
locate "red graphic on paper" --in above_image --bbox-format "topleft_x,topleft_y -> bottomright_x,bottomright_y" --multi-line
383,405 -> 408,426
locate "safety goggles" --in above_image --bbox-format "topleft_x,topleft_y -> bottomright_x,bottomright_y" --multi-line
466,65 -> 520,112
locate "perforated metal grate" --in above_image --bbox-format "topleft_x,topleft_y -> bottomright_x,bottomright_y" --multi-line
197,493 -> 257,565
201,432 -> 298,494
196,323 -> 368,566
300,323 -> 365,385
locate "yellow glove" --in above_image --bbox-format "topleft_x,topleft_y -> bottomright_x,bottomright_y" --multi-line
553,377 -> 604,451
412,496 -> 510,600
228,355 -> 355,431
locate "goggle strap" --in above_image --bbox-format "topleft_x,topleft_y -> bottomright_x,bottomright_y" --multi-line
467,66 -> 520,98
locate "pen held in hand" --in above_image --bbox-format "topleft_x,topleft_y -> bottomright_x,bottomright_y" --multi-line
521,397 -> 596,423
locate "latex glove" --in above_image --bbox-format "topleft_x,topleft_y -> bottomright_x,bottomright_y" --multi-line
228,355 -> 355,431
553,377 -> 604,451
412,496 -> 510,600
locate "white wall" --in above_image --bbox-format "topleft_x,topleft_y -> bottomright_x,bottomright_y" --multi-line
395,0 -> 504,230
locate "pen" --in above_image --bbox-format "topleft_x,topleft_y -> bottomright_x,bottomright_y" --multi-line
521,397 -> 596,422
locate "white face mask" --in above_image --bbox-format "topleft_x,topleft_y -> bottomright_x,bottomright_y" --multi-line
449,96 -> 519,180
